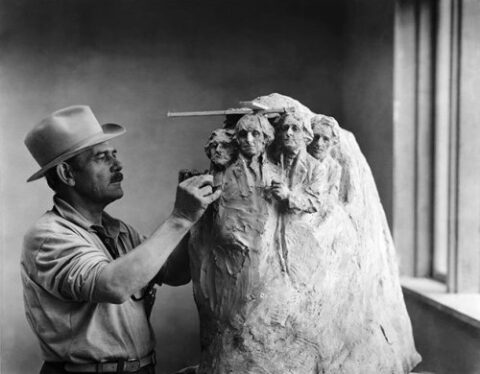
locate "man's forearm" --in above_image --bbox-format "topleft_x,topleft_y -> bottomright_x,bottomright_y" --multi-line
93,213 -> 192,303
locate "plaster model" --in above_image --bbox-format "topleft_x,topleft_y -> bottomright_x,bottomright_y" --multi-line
204,128 -> 238,187
204,128 -> 238,171
188,94 -> 421,374
307,115 -> 342,205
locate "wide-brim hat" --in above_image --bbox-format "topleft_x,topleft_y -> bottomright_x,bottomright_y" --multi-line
25,105 -> 125,182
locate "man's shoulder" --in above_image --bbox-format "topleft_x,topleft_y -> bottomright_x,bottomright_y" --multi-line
22,210 -> 91,261
25,210 -> 80,240
300,151 -> 322,172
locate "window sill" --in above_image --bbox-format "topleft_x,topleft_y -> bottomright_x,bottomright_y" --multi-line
401,277 -> 480,330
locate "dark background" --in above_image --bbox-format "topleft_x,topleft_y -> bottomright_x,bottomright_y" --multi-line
0,1 -> 394,373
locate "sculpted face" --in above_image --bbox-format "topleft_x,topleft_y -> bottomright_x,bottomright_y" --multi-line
309,124 -> 334,160
278,116 -> 305,154
70,141 -> 124,205
236,118 -> 267,159
206,130 -> 237,168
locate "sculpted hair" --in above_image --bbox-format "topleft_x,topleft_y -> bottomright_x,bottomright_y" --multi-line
204,128 -> 236,157
311,115 -> 340,144
234,114 -> 275,146
277,111 -> 314,143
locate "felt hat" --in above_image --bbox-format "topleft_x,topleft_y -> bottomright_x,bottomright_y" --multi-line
25,105 -> 125,182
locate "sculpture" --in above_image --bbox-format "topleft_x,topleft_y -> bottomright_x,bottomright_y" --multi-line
185,94 -> 420,374
204,128 -> 238,187
205,129 -> 237,169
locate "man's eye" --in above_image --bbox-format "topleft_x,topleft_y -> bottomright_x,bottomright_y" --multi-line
292,126 -> 300,132
252,131 -> 260,137
239,131 -> 247,138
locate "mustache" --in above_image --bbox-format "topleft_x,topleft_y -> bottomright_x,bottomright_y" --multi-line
110,173 -> 124,183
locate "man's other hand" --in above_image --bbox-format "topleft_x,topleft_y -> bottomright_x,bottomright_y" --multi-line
270,180 -> 290,201
172,174 -> 221,223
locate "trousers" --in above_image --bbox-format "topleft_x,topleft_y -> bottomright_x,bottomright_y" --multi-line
39,362 -> 155,374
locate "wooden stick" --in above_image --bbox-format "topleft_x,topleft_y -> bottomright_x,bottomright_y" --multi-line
167,107 -> 292,118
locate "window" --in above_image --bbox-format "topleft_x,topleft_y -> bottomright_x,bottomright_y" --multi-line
394,0 -> 480,293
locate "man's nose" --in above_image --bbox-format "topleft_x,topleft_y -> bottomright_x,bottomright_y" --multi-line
246,133 -> 254,142
286,127 -> 293,136
111,157 -> 123,172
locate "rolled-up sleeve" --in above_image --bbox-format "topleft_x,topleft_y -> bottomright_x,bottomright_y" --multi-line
33,232 -> 110,302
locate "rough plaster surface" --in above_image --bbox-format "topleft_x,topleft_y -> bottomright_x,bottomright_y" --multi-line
189,94 -> 421,374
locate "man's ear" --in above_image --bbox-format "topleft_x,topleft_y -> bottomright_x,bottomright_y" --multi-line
56,162 -> 76,187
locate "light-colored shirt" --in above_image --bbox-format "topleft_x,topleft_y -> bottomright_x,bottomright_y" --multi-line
21,195 -> 154,363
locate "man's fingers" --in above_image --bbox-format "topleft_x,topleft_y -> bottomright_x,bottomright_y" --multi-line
204,188 -> 222,204
199,185 -> 213,196
179,174 -> 213,188
186,174 -> 214,188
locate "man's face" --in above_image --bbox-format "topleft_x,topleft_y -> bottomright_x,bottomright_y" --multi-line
207,137 -> 236,168
279,119 -> 305,154
236,121 -> 266,159
70,142 -> 124,206
309,124 -> 334,160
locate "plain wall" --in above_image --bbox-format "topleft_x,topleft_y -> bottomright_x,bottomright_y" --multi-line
0,1 -> 347,373
340,0 -> 395,223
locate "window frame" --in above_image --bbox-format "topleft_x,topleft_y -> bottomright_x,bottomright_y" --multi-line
393,0 -> 480,293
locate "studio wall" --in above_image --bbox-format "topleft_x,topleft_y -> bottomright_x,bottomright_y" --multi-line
340,0 -> 395,221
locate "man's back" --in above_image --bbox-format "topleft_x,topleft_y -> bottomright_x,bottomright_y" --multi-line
21,195 -> 154,363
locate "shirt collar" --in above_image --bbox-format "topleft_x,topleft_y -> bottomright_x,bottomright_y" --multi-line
53,195 -> 127,238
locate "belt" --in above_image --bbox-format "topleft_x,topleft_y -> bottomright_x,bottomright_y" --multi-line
63,352 -> 156,373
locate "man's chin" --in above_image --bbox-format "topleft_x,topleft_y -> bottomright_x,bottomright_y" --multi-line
283,144 -> 300,153
212,157 -> 230,167
312,150 -> 326,160
107,187 -> 124,202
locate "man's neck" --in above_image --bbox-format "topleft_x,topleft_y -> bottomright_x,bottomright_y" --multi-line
317,154 -> 328,163
282,147 -> 301,164
58,192 -> 106,226
240,153 -> 262,165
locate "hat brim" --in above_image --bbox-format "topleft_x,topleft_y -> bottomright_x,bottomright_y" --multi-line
27,123 -> 126,182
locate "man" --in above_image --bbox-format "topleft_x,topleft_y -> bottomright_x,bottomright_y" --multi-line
307,114 -> 342,202
204,128 -> 238,188
204,128 -> 237,171
21,105 -> 221,374
230,113 -> 275,188
270,111 -> 323,213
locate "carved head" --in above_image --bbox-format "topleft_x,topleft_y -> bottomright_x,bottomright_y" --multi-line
276,112 -> 314,155
308,115 -> 340,161
234,114 -> 274,159
204,128 -> 237,169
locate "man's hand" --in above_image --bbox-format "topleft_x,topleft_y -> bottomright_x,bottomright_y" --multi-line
172,174 -> 222,223
270,180 -> 290,201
